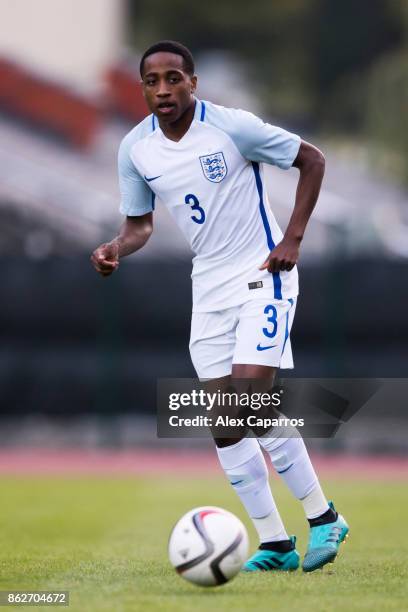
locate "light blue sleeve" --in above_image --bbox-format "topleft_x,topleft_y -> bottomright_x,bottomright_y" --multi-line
118,126 -> 154,217
204,102 -> 301,169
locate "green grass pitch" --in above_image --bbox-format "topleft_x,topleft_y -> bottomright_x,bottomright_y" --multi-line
0,475 -> 407,611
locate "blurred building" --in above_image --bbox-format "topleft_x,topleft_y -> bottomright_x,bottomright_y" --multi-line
0,0 -> 151,254
0,0 -> 124,93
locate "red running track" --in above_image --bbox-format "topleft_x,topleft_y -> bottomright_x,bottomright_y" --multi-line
0,449 -> 406,479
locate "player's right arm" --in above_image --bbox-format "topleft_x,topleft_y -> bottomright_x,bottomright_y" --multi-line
91,127 -> 155,277
91,213 -> 153,277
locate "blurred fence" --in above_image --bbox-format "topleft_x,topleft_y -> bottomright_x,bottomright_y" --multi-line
1,258 -> 407,419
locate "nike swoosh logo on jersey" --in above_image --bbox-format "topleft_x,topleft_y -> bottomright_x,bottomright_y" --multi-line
256,344 -> 277,351
144,174 -> 162,182
230,480 -> 244,486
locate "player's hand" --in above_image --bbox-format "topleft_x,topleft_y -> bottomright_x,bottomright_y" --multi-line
259,237 -> 300,272
90,241 -> 120,277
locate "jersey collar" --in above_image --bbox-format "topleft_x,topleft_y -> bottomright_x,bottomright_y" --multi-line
193,97 -> 206,122
152,97 -> 205,131
155,97 -> 206,147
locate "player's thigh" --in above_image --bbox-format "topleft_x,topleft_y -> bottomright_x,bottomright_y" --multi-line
232,297 -> 297,370
189,308 -> 238,379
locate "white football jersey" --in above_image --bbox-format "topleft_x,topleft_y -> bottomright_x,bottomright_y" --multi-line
118,98 -> 300,312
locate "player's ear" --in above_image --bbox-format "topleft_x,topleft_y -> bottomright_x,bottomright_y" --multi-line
190,74 -> 197,93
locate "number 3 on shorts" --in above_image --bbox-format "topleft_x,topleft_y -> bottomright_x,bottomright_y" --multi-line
262,304 -> 278,338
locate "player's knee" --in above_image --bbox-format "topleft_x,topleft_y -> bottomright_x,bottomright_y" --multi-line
214,437 -> 244,448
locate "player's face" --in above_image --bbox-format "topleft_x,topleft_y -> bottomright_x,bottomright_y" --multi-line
141,52 -> 197,123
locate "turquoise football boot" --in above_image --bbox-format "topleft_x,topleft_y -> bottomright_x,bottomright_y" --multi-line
243,536 -> 299,572
302,501 -> 349,572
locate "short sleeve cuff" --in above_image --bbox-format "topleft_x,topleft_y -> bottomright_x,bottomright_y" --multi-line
119,200 -> 153,216
276,134 -> 301,170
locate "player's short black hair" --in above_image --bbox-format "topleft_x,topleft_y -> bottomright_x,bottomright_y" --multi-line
140,40 -> 195,77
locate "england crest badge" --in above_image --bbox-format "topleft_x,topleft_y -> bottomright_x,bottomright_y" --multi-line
199,152 -> 228,183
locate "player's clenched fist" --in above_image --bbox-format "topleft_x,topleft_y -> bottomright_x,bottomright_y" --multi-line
90,241 -> 120,277
259,236 -> 300,273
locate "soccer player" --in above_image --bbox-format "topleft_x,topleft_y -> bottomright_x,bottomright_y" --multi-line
91,41 -> 349,572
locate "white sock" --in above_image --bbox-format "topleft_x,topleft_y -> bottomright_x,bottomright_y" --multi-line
259,434 -> 329,519
301,483 -> 330,519
216,438 -> 289,543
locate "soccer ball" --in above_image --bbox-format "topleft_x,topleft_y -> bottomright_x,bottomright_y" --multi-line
168,506 -> 249,587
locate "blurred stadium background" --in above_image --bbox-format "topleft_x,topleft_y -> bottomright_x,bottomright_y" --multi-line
0,0 -> 407,462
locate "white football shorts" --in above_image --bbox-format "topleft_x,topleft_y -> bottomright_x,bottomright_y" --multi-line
189,297 -> 297,379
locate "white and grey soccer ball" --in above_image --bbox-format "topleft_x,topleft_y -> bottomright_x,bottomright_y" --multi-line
168,506 -> 249,587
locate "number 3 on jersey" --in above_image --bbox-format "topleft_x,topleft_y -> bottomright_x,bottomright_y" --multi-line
185,193 -> 205,225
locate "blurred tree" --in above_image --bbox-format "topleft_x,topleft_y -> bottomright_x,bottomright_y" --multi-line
310,0 -> 404,131
127,0 -> 407,180
128,0 -> 317,122
364,0 -> 408,182
366,49 -> 408,160
311,0 -> 402,93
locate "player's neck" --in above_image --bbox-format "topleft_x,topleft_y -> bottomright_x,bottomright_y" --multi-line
158,99 -> 196,142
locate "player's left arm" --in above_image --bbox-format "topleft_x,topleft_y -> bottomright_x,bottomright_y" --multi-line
260,140 -> 325,272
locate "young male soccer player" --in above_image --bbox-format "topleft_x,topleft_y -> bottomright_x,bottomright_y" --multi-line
91,41 -> 349,572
